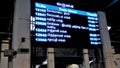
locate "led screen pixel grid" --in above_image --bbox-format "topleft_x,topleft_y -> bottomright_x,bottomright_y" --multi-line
31,0 -> 102,48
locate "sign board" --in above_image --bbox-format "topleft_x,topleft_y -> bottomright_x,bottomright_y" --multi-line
31,0 -> 102,48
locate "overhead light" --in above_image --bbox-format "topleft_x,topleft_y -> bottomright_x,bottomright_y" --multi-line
107,26 -> 111,30
42,59 -> 47,65
36,65 -> 40,68
107,0 -> 118,8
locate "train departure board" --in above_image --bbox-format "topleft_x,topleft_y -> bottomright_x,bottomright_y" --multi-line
31,0 -> 102,48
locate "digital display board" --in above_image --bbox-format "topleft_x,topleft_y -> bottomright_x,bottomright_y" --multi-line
31,0 -> 102,48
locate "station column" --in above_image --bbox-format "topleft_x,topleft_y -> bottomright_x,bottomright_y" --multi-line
98,11 -> 115,68
12,0 -> 31,68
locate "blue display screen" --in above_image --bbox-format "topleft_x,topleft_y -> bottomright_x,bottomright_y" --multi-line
31,0 -> 102,48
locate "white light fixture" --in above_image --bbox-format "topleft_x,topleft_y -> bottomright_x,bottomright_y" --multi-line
42,59 -> 47,65
36,65 -> 40,68
107,26 -> 111,30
